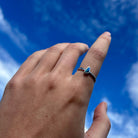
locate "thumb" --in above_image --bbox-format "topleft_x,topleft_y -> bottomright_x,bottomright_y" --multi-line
85,102 -> 111,138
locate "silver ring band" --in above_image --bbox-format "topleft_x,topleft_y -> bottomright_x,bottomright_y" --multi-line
77,66 -> 96,82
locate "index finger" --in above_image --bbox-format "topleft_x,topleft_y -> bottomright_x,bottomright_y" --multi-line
75,32 -> 111,89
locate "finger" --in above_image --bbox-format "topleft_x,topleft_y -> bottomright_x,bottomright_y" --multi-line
85,102 -> 111,138
52,43 -> 89,76
15,50 -> 47,77
75,32 -> 111,87
31,43 -> 70,75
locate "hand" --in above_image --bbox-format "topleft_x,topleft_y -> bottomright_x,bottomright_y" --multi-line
0,32 -> 111,138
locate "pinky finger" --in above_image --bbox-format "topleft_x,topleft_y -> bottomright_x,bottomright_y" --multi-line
14,49 -> 47,78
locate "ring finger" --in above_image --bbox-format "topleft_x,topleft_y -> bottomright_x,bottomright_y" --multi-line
31,43 -> 70,75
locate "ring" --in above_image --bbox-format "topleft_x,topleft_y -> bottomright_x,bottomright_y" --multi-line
77,66 -> 96,82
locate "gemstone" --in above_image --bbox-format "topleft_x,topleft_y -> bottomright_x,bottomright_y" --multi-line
84,66 -> 91,74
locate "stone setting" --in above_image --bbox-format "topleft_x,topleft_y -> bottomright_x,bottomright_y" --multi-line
84,66 -> 91,74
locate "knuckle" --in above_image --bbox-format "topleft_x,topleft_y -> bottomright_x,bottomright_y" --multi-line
26,76 -> 38,85
48,46 -> 62,54
91,47 -> 106,61
27,51 -> 41,60
68,44 -> 80,50
6,78 -> 21,89
69,94 -> 86,107
46,73 -> 59,90
68,82 -> 86,106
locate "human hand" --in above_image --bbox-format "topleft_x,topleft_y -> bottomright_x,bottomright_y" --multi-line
0,32 -> 111,138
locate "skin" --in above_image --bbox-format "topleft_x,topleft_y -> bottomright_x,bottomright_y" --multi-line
0,32 -> 111,138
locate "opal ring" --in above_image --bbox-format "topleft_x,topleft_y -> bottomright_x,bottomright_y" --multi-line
77,66 -> 96,82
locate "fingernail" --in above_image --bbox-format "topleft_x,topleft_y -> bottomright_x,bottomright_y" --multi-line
103,102 -> 108,112
104,31 -> 111,37
75,43 -> 89,51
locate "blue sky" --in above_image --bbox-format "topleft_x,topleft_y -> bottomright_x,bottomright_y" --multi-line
0,0 -> 138,137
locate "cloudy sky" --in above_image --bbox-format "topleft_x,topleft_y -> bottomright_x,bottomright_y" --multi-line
0,0 -> 138,137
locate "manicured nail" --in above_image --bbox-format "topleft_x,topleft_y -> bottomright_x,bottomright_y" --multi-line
104,31 -> 111,37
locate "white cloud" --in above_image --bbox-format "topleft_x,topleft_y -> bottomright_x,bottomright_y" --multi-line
126,62 -> 138,108
125,119 -> 138,136
108,111 -> 124,126
0,7 -> 37,99
0,47 -> 19,100
34,0 -> 138,45
108,116 -> 138,138
85,97 -> 138,138
101,97 -> 112,107
106,97 -> 138,138
0,8 -> 36,54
